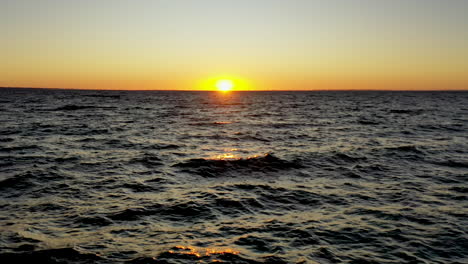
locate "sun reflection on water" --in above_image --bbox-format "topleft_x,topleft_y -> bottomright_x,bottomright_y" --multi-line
168,245 -> 240,258
208,152 -> 264,161
211,153 -> 238,160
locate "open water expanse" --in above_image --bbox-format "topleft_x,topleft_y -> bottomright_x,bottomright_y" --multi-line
0,88 -> 467,264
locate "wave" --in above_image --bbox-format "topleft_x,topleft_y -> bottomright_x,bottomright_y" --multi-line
357,118 -> 381,125
188,121 -> 234,126
224,184 -> 348,210
120,182 -> 163,192
0,172 -> 36,191
130,154 -> 163,167
385,145 -> 423,153
0,145 -> 41,152
108,201 -> 214,221
107,195 -> 266,222
234,235 -> 282,253
418,123 -> 465,132
0,170 -> 71,196
143,143 -> 181,150
51,105 -> 117,111
329,152 -> 367,164
173,154 -> 302,176
182,134 -> 270,142
76,215 -> 114,226
0,248 -> 103,263
0,137 -> 15,143
29,202 -> 67,212
83,94 -> 121,98
388,109 -> 424,115
55,156 -> 80,163
130,245 -> 287,264
432,159 -> 468,168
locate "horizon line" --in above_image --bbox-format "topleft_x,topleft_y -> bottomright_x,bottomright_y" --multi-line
1,86 -> 467,92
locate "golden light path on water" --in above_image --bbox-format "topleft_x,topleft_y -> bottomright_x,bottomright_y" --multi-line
169,245 -> 240,256
165,245 -> 240,263
209,153 -> 265,161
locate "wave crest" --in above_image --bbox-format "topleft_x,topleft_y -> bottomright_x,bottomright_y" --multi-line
173,154 -> 302,176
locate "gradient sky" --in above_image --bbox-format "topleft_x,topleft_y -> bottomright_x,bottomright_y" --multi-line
1,0 -> 467,90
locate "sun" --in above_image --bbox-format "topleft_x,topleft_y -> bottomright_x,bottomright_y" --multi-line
198,75 -> 250,91
215,79 -> 234,92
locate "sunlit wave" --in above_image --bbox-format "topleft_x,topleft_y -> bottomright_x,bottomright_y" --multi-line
169,245 -> 240,258
208,152 -> 263,161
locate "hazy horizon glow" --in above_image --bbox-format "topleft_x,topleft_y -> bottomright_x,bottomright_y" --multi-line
2,0 -> 468,90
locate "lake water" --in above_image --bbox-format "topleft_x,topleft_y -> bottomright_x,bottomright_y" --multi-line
0,88 -> 467,263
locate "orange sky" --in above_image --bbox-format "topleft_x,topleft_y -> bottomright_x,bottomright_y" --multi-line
1,0 -> 467,90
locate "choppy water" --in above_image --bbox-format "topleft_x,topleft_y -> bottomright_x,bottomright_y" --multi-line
0,88 -> 467,264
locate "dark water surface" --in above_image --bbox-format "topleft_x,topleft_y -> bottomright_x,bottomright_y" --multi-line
0,88 -> 467,264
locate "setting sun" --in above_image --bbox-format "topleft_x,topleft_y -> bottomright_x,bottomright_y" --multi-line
198,75 -> 251,91
216,79 -> 234,91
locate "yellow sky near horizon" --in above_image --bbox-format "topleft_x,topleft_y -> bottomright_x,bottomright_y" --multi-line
1,0 -> 467,90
